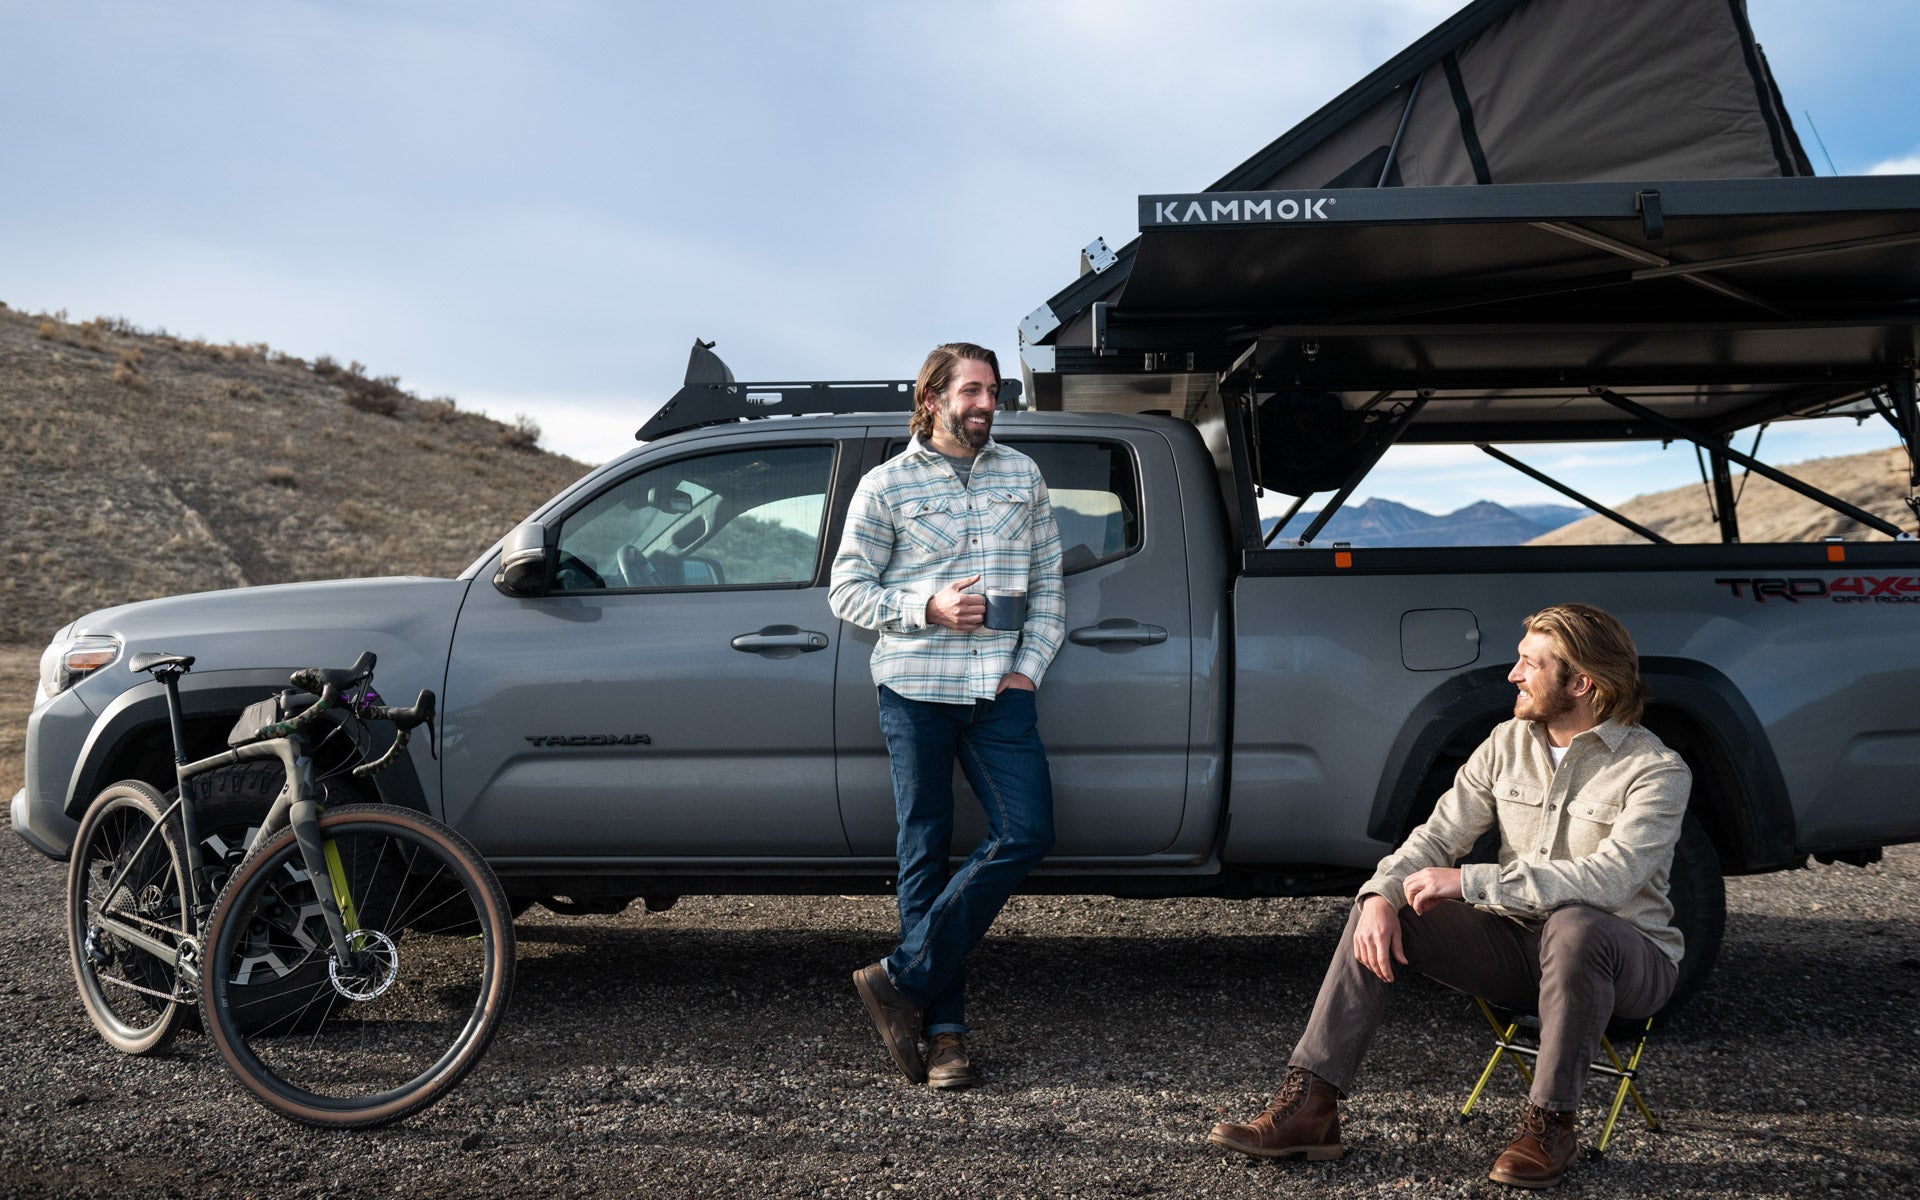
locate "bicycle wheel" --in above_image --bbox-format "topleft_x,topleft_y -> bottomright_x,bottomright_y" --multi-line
67,781 -> 192,1055
200,804 -> 515,1129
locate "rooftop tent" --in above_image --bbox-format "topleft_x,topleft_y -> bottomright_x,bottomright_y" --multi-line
1023,0 -> 1813,402
1018,0 -> 1920,544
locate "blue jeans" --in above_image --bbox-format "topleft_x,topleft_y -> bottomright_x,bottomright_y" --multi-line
876,685 -> 1055,1035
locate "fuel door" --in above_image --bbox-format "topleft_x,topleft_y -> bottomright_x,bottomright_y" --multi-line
1401,608 -> 1480,671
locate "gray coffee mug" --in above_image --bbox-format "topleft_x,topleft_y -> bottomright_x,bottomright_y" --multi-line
984,589 -> 1027,631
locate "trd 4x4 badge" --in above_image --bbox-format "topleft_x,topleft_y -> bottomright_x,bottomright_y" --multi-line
1714,576 -> 1920,604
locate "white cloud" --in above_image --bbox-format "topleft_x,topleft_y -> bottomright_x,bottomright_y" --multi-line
1867,153 -> 1920,175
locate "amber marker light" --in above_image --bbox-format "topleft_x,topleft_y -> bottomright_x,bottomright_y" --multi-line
66,644 -> 118,673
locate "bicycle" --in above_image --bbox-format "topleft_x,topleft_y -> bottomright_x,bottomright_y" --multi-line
65,650 -> 515,1129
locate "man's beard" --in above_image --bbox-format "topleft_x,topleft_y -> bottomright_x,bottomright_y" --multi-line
1514,680 -> 1577,723
943,406 -> 990,450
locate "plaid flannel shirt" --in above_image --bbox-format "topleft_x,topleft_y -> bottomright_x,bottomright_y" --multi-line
829,435 -> 1066,703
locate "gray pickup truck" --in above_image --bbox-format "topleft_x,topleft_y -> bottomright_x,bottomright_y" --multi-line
17,175 -> 1920,1004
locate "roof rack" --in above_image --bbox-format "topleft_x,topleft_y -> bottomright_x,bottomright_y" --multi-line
636,340 -> 1023,442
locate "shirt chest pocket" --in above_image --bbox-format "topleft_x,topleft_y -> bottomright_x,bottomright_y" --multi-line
1493,778 -> 1547,846
984,488 -> 1032,545
902,496 -> 963,555
1566,797 -> 1623,831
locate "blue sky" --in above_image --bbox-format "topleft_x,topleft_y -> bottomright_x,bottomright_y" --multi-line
4,0 -> 1914,515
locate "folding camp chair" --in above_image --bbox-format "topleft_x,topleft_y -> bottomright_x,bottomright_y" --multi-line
1459,996 -> 1660,1152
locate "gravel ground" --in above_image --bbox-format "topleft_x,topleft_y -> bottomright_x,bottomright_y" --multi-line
2,821 -> 1917,1200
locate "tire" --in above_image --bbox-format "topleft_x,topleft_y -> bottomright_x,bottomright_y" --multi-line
199,804 -> 515,1129
1665,809 -> 1725,1009
185,761 -> 378,1035
66,781 -> 192,1055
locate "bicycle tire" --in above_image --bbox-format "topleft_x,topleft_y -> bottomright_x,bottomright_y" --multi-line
200,804 -> 515,1129
67,781 -> 192,1055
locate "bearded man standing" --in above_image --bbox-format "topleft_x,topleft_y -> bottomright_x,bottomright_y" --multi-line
829,342 -> 1065,1089
1208,603 -> 1689,1189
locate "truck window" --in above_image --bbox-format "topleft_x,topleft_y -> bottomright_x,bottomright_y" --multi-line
883,437 -> 1141,574
552,445 -> 836,591
1010,440 -> 1141,573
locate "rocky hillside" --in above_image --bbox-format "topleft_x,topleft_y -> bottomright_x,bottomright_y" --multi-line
0,304 -> 593,644
1529,446 -> 1914,545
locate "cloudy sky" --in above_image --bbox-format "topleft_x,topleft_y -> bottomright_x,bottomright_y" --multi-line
4,0 -> 1914,514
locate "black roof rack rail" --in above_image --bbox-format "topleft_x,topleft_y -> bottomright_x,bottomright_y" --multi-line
637,340 -> 1023,442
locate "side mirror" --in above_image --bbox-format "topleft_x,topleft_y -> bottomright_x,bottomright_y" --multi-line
647,485 -> 694,515
493,521 -> 552,597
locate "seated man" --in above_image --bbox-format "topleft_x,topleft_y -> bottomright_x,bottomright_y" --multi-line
1208,603 -> 1688,1190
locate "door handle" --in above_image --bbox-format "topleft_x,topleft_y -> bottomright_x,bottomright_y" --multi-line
731,625 -> 830,657
1068,619 -> 1168,649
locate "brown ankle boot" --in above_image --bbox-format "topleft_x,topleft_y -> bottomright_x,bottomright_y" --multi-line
1489,1102 -> 1578,1188
1206,1068 -> 1343,1160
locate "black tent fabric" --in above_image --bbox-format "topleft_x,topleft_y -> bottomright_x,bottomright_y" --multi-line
1244,0 -> 1810,193
1026,0 -> 1814,396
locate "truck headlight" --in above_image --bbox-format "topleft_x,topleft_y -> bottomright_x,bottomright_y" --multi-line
36,635 -> 121,707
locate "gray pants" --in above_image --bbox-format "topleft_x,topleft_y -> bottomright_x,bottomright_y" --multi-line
1289,900 -> 1677,1111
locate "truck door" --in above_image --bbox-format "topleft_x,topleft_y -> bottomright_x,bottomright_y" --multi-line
836,429 -> 1196,859
442,435 -> 854,858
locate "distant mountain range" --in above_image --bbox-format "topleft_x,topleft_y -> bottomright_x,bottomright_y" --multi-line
1262,497 -> 1586,547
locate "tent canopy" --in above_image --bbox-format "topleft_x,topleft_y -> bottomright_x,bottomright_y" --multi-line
1019,0 -> 1870,442
1067,174 -> 1920,444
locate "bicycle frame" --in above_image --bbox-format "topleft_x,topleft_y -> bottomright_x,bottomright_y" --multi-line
87,665 -> 363,1002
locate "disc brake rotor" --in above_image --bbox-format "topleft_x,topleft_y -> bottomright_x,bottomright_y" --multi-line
327,928 -> 401,1001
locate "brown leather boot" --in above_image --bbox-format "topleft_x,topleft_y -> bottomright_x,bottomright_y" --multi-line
853,963 -> 926,1083
926,1032 -> 978,1090
1489,1102 -> 1578,1188
1206,1068 -> 1344,1160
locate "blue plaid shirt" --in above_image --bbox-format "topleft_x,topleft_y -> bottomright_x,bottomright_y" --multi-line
829,435 -> 1066,703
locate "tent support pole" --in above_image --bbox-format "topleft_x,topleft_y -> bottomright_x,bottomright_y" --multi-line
1475,444 -> 1670,543
1709,437 -> 1742,545
1295,396 -> 1430,545
1593,387 -> 1908,539
1377,73 -> 1424,187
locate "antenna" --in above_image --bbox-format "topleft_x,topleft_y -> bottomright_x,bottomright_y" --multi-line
1803,110 -> 1840,176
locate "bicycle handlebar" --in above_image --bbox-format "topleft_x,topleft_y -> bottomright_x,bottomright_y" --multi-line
253,654 -> 433,777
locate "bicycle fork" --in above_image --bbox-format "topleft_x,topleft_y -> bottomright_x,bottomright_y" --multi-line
290,795 -> 361,961
261,740 -> 362,969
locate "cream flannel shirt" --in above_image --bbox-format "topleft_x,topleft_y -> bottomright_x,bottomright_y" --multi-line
1360,716 -> 1692,964
829,435 -> 1066,704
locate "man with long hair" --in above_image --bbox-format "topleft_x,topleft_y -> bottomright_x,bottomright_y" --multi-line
830,342 -> 1065,1089
1209,603 -> 1689,1189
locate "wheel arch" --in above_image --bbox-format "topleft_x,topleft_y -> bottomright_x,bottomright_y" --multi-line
1370,657 -> 1794,873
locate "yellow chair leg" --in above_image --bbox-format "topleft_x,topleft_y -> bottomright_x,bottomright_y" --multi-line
1594,1031 -> 1659,1151
1463,997 -> 1535,1115
1463,1045 -> 1507,1116
1464,1002 -> 1659,1152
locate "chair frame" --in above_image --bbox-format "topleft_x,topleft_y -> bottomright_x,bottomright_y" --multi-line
1459,996 -> 1659,1151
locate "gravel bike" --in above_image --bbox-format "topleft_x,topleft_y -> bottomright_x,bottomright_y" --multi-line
66,650 -> 515,1129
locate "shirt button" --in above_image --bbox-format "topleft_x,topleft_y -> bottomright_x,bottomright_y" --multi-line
1547,804 -> 1556,812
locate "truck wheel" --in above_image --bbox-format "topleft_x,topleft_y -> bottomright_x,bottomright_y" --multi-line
1665,809 -> 1725,1009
